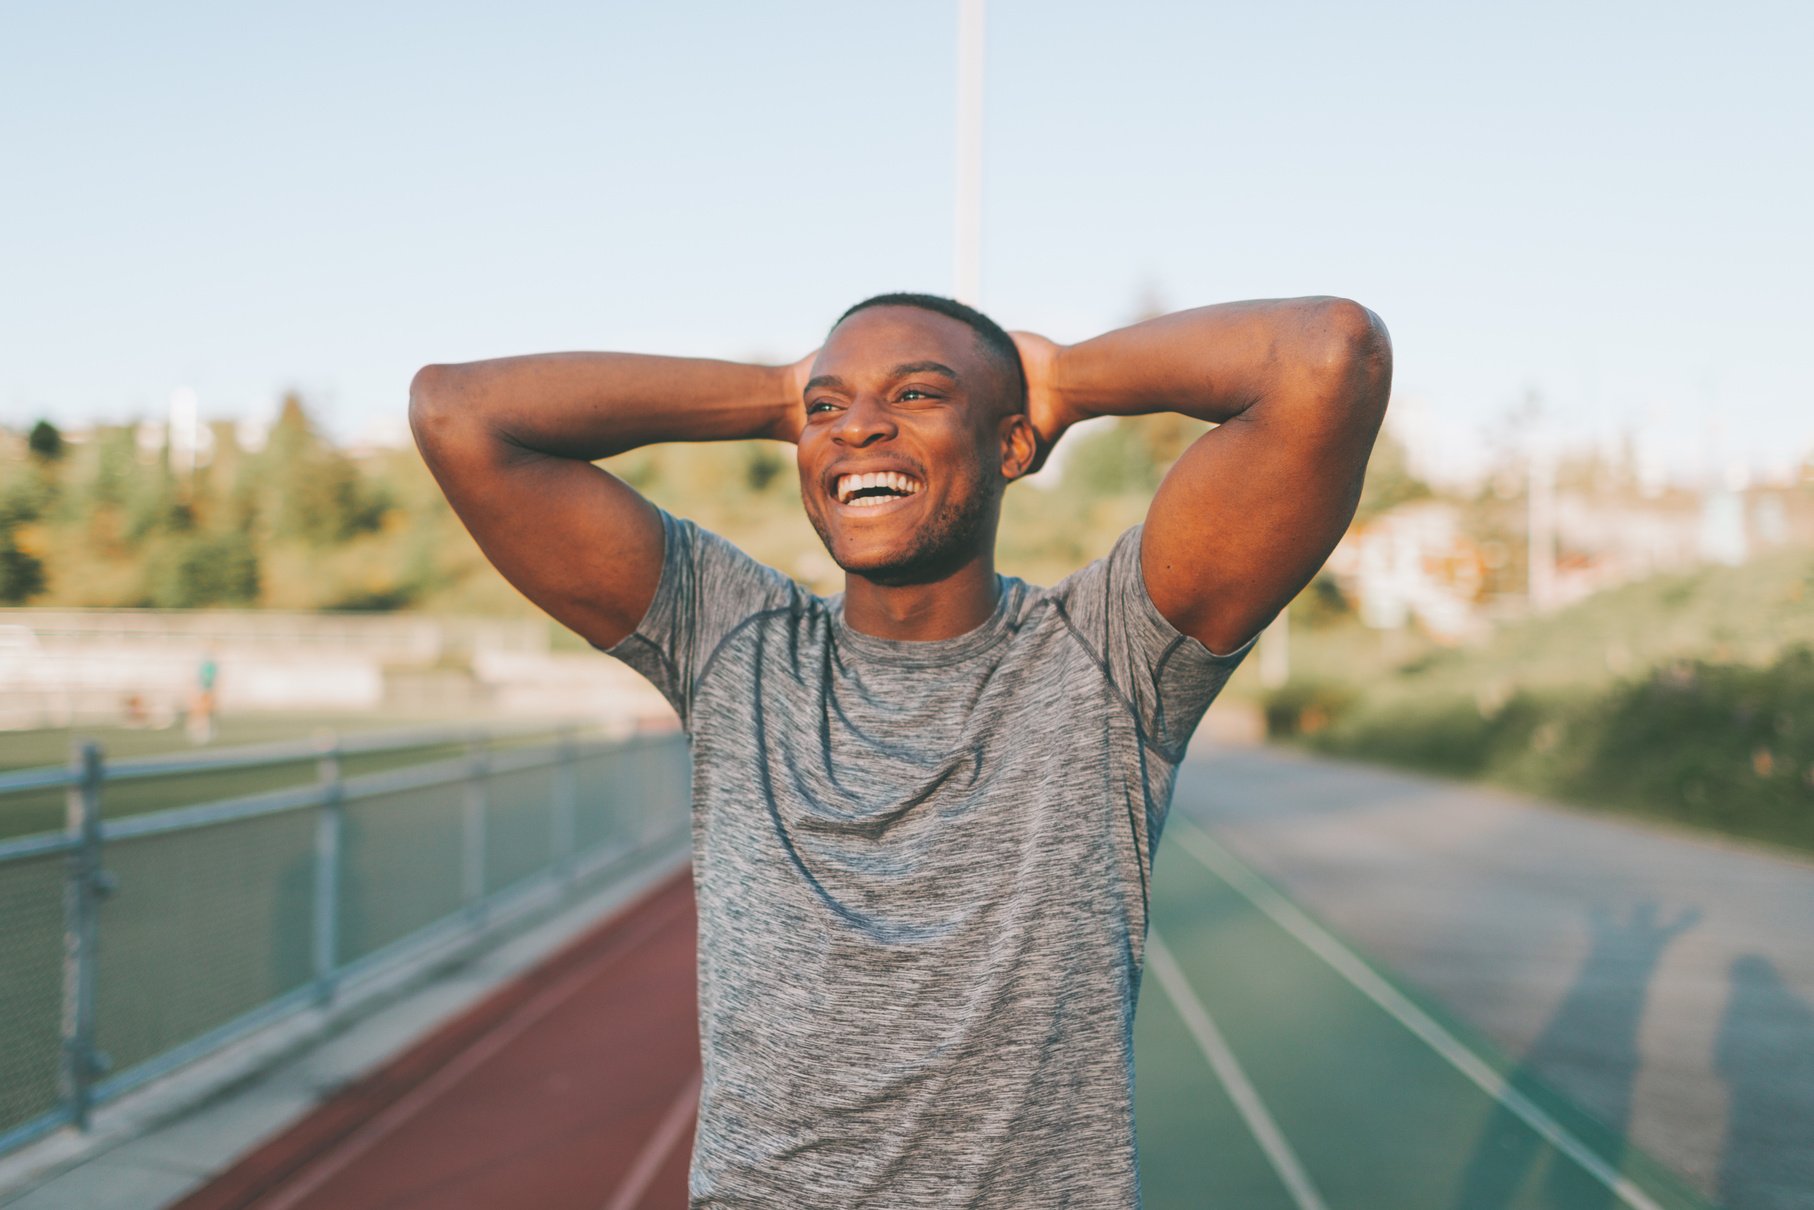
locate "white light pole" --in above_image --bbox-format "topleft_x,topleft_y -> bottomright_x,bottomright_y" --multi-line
169,386 -> 199,481
954,0 -> 985,305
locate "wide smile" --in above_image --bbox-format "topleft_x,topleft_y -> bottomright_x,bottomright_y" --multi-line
831,470 -> 925,515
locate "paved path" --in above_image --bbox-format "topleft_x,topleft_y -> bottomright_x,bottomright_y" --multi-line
1173,741 -> 1814,1210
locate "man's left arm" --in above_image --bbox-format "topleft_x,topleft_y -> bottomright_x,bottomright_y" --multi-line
1015,297 -> 1393,656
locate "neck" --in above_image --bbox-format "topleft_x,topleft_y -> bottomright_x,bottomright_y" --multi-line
840,546 -> 1001,641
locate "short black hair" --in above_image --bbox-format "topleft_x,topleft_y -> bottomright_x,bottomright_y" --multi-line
831,292 -> 1027,416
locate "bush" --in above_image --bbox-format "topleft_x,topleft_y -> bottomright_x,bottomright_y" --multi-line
1570,645 -> 1814,850
0,532 -> 45,603
1262,678 -> 1363,740
26,420 -> 64,461
1283,644 -> 1814,854
143,531 -> 261,608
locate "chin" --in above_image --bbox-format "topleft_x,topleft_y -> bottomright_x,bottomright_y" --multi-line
825,534 -> 919,578
806,492 -> 996,586
824,533 -> 977,587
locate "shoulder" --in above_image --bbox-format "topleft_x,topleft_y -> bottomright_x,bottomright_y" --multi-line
1044,525 -> 1146,617
1044,523 -> 1258,667
594,506 -> 820,660
662,508 -> 809,600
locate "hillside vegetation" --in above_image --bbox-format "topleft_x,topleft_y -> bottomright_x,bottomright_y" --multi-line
6,399 -> 1809,852
1264,543 -> 1814,854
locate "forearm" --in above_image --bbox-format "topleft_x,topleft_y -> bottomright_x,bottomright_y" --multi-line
408,351 -> 798,461
1050,296 -> 1385,426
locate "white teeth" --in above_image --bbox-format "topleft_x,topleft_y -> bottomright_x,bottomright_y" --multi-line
834,471 -> 922,504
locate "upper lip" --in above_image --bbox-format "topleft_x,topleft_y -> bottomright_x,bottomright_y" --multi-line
822,461 -> 927,504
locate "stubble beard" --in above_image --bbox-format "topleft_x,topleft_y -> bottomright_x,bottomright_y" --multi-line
808,480 -> 998,587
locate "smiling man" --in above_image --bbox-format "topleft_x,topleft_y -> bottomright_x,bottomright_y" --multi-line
408,291 -> 1392,1208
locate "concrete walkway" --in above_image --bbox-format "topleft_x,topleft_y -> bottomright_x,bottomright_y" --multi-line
1176,740 -> 1814,1210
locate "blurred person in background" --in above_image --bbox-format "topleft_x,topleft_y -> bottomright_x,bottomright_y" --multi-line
409,291 -> 1391,1207
185,645 -> 219,743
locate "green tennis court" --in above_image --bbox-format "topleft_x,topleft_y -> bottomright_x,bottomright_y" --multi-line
1133,814 -> 1712,1210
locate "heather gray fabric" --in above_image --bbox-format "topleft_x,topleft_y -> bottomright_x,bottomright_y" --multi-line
598,506 -> 1257,1209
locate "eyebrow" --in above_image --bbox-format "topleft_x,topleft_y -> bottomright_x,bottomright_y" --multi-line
804,361 -> 961,394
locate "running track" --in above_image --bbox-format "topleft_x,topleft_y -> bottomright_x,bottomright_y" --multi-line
171,869 -> 701,1210
172,764 -> 1724,1209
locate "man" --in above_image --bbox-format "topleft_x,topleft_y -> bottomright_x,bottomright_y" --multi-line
408,292 -> 1392,1207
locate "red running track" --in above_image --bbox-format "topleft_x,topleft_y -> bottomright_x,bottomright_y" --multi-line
172,869 -> 701,1210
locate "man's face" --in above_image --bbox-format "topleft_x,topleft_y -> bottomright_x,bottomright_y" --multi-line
796,306 -> 1020,584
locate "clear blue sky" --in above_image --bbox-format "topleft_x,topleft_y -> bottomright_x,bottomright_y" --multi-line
4,0 -> 1809,487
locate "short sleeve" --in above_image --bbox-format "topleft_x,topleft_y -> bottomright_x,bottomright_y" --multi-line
1053,524 -> 1259,760
591,507 -> 800,730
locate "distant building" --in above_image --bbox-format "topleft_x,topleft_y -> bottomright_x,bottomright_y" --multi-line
1328,479 -> 1811,641
1326,501 -> 1489,643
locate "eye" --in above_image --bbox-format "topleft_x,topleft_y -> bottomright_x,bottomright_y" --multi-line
807,399 -> 838,415
899,388 -> 934,401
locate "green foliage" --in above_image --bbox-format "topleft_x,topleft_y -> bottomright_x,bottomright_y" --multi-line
0,465 -> 53,526
142,530 -> 261,608
254,393 -> 392,547
122,460 -> 180,544
1259,678 -> 1363,742
744,444 -> 788,493
1288,647 -> 1814,853
88,424 -> 139,509
1353,427 -> 1433,524
26,420 -> 63,461
1264,549 -> 1814,854
1063,414 -> 1210,497
8,376 -> 1810,865
0,532 -> 45,603
1290,573 -> 1353,629
1579,648 -> 1814,847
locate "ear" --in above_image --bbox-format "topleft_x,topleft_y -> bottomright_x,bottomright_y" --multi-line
998,413 -> 1038,482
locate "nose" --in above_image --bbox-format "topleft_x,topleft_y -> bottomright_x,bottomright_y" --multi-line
833,392 -> 897,448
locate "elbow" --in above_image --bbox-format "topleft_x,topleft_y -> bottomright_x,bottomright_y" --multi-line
407,362 -> 479,443
406,363 -> 476,453
408,363 -> 460,422
1307,297 -> 1392,418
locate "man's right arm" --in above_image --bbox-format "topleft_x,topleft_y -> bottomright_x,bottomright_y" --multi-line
407,350 -> 811,651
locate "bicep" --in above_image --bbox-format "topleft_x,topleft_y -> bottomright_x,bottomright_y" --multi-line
409,400 -> 664,651
1142,315 -> 1391,655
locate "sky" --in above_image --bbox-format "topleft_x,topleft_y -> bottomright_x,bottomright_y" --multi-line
3,0 -> 1811,490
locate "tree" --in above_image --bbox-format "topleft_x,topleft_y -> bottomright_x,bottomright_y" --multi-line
27,419 -> 64,461
1352,427 -> 1435,524
257,391 -> 391,546
144,531 -> 260,608
0,531 -> 45,603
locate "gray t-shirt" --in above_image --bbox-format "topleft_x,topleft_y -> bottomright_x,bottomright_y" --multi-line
599,507 -> 1256,1208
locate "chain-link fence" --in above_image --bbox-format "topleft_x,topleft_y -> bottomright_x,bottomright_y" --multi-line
0,723 -> 689,1158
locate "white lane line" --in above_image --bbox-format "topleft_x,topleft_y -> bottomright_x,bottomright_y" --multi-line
259,893 -> 690,1210
601,1072 -> 700,1210
1167,817 -> 1666,1210
1147,934 -> 1332,1210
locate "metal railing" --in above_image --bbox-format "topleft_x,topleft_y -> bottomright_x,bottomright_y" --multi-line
0,721 -> 691,1159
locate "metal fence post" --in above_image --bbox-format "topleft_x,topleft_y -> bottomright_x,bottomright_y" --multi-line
463,733 -> 489,925
60,740 -> 111,1131
553,725 -> 578,888
312,732 -> 344,1006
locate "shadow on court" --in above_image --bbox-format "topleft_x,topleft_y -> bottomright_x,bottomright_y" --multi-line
1448,901 -> 1700,1210
1715,955 -> 1814,1210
